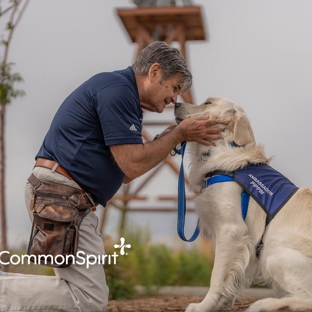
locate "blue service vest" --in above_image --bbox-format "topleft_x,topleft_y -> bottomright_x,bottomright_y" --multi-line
206,164 -> 298,224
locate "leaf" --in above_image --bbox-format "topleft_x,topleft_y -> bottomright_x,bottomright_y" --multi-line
0,61 -> 25,104
1,39 -> 8,47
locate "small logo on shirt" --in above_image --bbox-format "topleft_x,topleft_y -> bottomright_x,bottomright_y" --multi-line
130,124 -> 137,131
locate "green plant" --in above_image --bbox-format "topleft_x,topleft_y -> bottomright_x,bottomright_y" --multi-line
103,227 -> 213,300
104,256 -> 137,300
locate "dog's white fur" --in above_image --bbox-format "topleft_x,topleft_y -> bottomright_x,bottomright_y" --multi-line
175,98 -> 312,312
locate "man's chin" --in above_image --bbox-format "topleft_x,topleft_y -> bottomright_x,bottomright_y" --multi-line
141,102 -> 165,113
156,106 -> 165,113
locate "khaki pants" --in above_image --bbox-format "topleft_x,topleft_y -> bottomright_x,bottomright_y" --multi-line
0,167 -> 109,311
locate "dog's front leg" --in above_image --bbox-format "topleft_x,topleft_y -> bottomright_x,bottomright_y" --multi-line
186,224 -> 251,312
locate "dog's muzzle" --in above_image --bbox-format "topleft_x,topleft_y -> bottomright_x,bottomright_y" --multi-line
175,117 -> 183,124
174,102 -> 184,124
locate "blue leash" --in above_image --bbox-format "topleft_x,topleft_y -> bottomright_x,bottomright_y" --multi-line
175,142 -> 200,242
175,143 -> 250,242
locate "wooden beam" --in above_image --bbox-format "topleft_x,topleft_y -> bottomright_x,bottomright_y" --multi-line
117,6 -> 206,42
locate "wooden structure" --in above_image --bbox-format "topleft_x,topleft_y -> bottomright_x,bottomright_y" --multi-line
117,5 -> 206,103
99,4 -> 206,236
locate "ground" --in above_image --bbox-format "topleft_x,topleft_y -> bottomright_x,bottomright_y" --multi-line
106,295 -> 310,312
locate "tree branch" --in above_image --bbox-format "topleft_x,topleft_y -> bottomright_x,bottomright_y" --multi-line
2,0 -> 30,66
0,1 -> 17,18
13,0 -> 30,31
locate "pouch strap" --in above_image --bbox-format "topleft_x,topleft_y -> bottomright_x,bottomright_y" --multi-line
27,174 -> 96,211
28,174 -> 42,190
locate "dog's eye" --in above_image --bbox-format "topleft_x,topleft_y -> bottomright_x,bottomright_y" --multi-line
204,101 -> 212,105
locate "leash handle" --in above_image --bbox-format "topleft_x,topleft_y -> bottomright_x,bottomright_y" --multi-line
176,142 -> 200,242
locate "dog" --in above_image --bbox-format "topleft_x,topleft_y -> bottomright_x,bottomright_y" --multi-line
174,97 -> 312,312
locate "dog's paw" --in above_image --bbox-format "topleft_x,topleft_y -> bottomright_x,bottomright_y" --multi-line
246,297 -> 312,312
185,302 -> 216,312
185,303 -> 202,312
245,298 -> 284,312
219,297 -> 234,309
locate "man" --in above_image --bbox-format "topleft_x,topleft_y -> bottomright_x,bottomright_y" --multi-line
0,41 -> 222,311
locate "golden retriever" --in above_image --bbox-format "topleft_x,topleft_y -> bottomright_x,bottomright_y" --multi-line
174,97 -> 312,312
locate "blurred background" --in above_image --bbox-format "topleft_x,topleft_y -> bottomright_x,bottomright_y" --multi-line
0,0 -> 312,256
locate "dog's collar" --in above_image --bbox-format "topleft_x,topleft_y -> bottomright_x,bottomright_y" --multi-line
205,170 -> 233,179
230,141 -> 243,148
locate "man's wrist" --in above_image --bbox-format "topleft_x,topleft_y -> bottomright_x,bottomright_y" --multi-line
171,124 -> 185,145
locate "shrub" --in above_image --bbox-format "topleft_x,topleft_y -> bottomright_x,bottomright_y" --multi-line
104,227 -> 213,299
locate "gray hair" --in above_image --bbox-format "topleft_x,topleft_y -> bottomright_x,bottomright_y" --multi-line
132,41 -> 192,93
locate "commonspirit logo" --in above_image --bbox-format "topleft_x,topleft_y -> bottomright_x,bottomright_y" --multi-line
0,237 -> 131,269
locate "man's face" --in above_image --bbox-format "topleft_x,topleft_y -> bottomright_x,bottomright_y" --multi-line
140,64 -> 183,113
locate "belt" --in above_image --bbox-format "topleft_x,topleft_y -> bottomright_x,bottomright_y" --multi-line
34,158 -> 97,212
35,158 -> 74,181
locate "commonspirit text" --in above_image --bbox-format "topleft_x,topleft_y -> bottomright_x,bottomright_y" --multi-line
0,250 -> 119,268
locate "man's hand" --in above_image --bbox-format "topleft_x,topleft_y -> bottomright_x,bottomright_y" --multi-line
156,116 -> 225,145
111,115 -> 226,182
177,116 -> 225,146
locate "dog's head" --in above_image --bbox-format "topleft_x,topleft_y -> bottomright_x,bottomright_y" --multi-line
174,97 -> 255,147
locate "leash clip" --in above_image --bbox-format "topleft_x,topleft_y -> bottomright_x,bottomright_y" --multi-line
173,142 -> 185,156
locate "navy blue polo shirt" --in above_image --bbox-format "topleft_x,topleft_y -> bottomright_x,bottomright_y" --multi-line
36,67 -> 143,206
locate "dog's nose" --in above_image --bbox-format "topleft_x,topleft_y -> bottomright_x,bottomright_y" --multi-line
175,102 -> 182,108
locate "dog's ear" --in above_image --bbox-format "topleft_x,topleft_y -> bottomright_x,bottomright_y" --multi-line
232,113 -> 255,146
219,108 -> 236,124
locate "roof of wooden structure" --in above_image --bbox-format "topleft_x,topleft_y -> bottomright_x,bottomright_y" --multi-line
117,6 -> 206,42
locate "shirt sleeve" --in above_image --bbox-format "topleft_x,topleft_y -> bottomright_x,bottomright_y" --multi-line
94,82 -> 143,146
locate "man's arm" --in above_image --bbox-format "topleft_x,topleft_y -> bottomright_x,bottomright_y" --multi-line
110,116 -> 223,182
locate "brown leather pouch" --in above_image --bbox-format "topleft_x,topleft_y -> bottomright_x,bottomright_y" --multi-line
27,174 -> 94,267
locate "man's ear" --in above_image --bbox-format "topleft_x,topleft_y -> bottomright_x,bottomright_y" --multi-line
232,113 -> 255,146
148,63 -> 161,81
